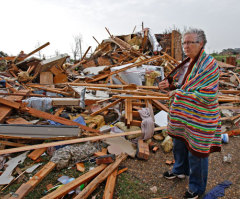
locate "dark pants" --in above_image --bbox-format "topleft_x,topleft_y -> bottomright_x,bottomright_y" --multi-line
172,138 -> 208,195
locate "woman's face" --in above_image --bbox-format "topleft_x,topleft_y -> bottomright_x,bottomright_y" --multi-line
183,33 -> 204,59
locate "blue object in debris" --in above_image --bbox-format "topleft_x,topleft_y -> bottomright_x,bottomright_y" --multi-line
203,180 -> 232,199
0,80 -> 6,87
73,116 -> 86,126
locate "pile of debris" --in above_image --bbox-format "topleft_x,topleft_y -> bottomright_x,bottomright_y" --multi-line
0,27 -> 240,198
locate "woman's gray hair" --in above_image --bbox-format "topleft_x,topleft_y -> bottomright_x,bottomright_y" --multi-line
183,28 -> 207,47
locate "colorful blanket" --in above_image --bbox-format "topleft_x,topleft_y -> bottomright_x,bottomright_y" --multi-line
167,49 -> 221,157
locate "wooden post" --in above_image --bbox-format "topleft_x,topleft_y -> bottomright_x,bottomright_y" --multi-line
42,164 -> 107,199
74,154 -> 127,199
103,168 -> 118,199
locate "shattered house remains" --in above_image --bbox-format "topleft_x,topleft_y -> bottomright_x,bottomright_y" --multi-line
0,27 -> 240,198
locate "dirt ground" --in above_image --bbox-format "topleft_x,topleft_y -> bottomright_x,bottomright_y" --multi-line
121,136 -> 240,199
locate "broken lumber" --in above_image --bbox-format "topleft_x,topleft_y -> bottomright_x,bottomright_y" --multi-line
0,98 -> 99,134
90,99 -> 122,116
16,42 -> 50,63
103,168 -> 118,199
41,164 -> 107,199
0,95 -> 25,123
0,140 -> 27,147
114,95 -> 169,100
74,153 -> 127,199
9,161 -> 56,199
28,148 -> 47,161
0,127 -> 166,155
63,82 -> 159,90
152,99 -> 169,112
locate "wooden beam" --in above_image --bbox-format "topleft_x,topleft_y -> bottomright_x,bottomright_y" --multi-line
42,164 -> 107,199
0,127 -> 165,155
115,74 -> 128,85
152,99 -> 169,112
28,148 -> 47,161
0,95 -> 24,123
90,99 -> 122,116
0,92 -> 46,97
131,120 -> 142,127
74,154 -> 127,199
0,98 -> 20,109
27,84 -> 72,96
0,140 -> 27,147
103,168 -> 118,199
62,82 -> 159,90
0,98 -> 99,134
9,161 -> 56,199
17,42 -> 50,63
21,106 -> 99,133
114,95 -> 169,100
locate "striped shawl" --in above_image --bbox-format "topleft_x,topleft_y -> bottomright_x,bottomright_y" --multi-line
167,49 -> 221,157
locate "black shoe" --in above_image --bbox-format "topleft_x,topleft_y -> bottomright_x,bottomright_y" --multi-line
163,171 -> 186,179
183,190 -> 198,199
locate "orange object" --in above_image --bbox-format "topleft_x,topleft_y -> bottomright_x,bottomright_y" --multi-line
76,162 -> 85,172
226,129 -> 240,137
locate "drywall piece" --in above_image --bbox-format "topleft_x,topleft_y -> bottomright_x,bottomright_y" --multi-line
154,110 -> 168,127
111,64 -> 164,86
25,163 -> 42,173
104,136 -> 136,158
83,66 -> 107,75
0,152 -> 28,185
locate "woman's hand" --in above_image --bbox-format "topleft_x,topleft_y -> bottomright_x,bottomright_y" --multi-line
158,79 -> 169,90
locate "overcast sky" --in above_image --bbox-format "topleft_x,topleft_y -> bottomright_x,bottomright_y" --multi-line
1,0 -> 239,58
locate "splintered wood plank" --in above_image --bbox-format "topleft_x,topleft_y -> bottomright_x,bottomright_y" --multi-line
117,167 -> 128,175
115,74 -> 127,85
0,140 -> 27,147
74,154 -> 127,199
0,127 -> 165,155
5,117 -> 31,124
152,99 -> 169,112
41,164 -> 107,199
54,107 -> 64,116
125,99 -> 132,128
22,106 -> 99,133
28,148 -> 47,161
27,84 -> 71,96
0,98 -> 20,109
103,168 -> 118,199
40,71 -> 53,84
0,98 -> 98,134
90,99 -> 122,116
9,161 -> 56,199
131,120 -> 141,127
0,95 -> 24,123
114,95 -> 169,100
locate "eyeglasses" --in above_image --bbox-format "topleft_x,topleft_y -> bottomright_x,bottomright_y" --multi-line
182,41 -> 199,46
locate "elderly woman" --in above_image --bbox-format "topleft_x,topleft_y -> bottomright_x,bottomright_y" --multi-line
159,28 -> 221,199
